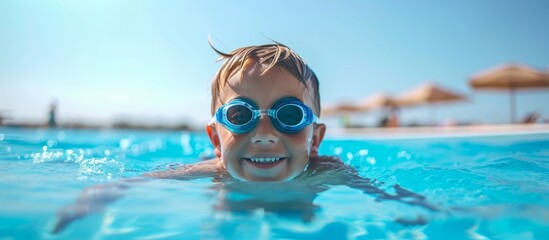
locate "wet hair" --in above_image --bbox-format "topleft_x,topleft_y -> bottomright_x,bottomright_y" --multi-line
209,41 -> 320,116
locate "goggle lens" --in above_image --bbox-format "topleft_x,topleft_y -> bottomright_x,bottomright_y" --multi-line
276,104 -> 303,126
227,105 -> 253,125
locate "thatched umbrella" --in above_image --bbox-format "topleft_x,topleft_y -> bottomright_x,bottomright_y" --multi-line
395,83 -> 467,106
321,102 -> 366,128
358,92 -> 399,110
322,93 -> 401,127
357,93 -> 401,127
469,63 -> 549,123
323,93 -> 400,115
321,102 -> 361,116
394,83 -> 467,124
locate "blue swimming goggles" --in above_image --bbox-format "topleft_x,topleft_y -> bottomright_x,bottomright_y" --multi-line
212,97 -> 319,134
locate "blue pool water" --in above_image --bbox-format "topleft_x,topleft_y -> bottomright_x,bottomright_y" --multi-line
0,127 -> 548,239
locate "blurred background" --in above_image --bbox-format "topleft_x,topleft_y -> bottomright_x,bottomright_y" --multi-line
1,0 -> 548,130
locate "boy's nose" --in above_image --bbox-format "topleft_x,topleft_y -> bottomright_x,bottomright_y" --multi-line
251,115 -> 278,145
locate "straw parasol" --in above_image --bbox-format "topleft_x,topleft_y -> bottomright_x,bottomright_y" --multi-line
394,82 -> 467,124
323,93 -> 399,115
395,82 -> 467,107
322,93 -> 400,127
357,92 -> 401,127
322,101 -> 370,128
469,63 -> 549,123
321,102 -> 361,116
358,92 -> 399,110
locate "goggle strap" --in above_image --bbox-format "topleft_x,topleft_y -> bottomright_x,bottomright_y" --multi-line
312,115 -> 320,124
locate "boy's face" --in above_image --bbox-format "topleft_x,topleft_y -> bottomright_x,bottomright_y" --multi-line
207,60 -> 326,181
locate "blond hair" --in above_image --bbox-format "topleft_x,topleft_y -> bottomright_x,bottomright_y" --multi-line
209,42 -> 320,116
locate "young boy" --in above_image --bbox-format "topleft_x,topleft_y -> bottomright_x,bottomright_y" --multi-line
53,42 -> 435,233
146,42 -> 332,182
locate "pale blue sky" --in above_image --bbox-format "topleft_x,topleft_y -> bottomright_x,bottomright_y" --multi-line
1,0 -> 548,128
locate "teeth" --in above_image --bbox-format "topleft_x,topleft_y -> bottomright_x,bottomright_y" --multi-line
248,157 -> 282,163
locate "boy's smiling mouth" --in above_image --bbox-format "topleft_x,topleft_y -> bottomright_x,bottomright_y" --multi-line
242,157 -> 288,169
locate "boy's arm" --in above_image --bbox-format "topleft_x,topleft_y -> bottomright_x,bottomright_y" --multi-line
52,158 -> 223,234
143,158 -> 224,179
52,177 -> 144,234
345,175 -> 439,212
310,156 -> 439,212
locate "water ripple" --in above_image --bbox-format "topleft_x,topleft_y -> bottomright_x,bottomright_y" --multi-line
78,157 -> 125,179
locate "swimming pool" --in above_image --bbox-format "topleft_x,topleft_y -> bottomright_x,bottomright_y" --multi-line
0,127 -> 547,239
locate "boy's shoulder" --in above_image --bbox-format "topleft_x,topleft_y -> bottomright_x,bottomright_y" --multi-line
288,155 -> 360,185
304,155 -> 359,181
309,155 -> 348,169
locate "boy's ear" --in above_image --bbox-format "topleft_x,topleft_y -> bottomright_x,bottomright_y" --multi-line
206,123 -> 222,158
309,123 -> 326,157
